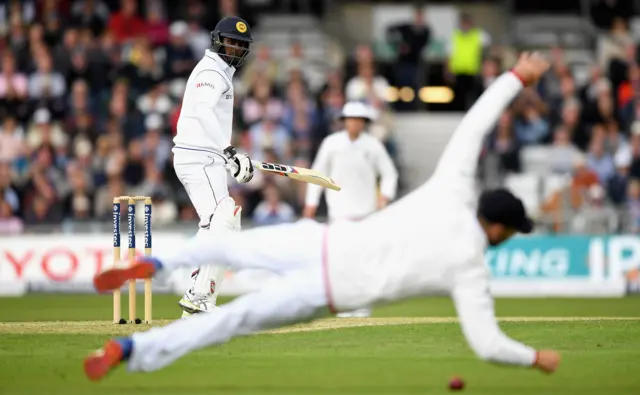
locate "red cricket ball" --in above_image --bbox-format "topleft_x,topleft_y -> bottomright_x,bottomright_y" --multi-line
449,376 -> 465,391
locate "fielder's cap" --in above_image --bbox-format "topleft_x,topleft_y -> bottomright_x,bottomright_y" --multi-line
478,188 -> 534,234
340,101 -> 374,121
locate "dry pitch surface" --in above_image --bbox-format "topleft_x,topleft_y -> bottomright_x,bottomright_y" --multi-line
1,316 -> 638,335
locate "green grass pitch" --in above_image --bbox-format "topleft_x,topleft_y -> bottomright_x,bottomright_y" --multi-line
0,294 -> 638,395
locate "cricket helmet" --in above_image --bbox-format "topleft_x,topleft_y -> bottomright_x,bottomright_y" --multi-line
211,16 -> 253,68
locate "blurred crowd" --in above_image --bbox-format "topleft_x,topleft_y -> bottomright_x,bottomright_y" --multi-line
474,1 -> 640,234
0,0 -> 401,233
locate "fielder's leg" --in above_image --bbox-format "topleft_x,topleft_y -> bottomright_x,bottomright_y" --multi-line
85,265 -> 328,379
93,218 -> 325,293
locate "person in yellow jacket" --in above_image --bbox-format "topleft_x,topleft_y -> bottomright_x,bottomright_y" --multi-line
446,13 -> 491,111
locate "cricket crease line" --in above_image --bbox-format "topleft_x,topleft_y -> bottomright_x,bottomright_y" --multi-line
0,317 -> 637,335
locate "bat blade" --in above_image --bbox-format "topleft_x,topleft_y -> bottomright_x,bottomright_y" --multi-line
252,161 -> 341,191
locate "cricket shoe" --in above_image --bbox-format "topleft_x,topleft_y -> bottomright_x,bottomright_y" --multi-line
93,258 -> 159,293
178,290 -> 220,318
84,340 -> 124,381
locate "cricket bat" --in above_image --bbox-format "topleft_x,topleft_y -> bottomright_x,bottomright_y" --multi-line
252,161 -> 341,191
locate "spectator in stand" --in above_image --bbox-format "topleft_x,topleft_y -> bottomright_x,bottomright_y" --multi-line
591,0 -> 633,31
598,16 -> 634,69
345,62 -> 389,110
513,88 -> 550,145
570,184 -> 619,234
145,4 -> 169,47
248,117 -> 292,162
549,73 -> 577,125
185,19 -> 210,59
107,80 -> 144,139
142,113 -> 171,169
608,145 -> 632,204
124,139 -> 145,186
539,46 -> 569,102
0,117 -> 25,164
137,82 -> 173,118
557,98 -> 589,150
241,45 -> 279,92
0,162 -> 20,215
38,0 -> 68,48
473,57 -> 500,101
67,78 -> 93,118
586,132 -> 616,185
26,108 -> 67,153
549,126 -> 582,175
164,21 -> 196,80
28,50 -> 66,111
0,52 -> 29,122
617,63 -> 640,128
62,161 -> 94,220
604,120 -> 629,157
625,179 -> 640,232
628,122 -> 640,175
70,0 -> 109,37
7,18 -> 30,71
108,0 -> 147,45
241,78 -> 284,128
386,6 -> 430,110
52,27 -> 79,80
484,111 -> 521,174
252,181 -> 296,226
0,198 -> 23,235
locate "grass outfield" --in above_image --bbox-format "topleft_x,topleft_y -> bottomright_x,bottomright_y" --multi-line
0,295 -> 639,395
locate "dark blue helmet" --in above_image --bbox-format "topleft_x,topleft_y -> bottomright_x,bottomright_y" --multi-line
211,16 -> 253,68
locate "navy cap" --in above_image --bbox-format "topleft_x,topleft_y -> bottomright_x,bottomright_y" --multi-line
478,188 -> 534,234
213,16 -> 253,43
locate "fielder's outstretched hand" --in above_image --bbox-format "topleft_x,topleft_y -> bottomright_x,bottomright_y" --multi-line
512,52 -> 551,87
534,350 -> 561,374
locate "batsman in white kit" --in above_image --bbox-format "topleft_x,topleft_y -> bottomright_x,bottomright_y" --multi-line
304,101 -> 398,318
172,16 -> 255,317
84,53 -> 561,381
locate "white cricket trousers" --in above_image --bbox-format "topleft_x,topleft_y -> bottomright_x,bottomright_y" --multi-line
173,147 -> 229,225
127,220 -> 330,372
173,147 -> 230,298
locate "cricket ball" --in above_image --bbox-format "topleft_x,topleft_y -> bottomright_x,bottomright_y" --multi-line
449,376 -> 464,391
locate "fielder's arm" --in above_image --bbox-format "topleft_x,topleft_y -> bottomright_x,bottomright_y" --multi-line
431,72 -> 523,197
451,264 -> 539,367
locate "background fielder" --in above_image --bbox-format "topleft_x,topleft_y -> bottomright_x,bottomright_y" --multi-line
172,16 -> 255,317
85,53 -> 561,380
304,101 -> 398,318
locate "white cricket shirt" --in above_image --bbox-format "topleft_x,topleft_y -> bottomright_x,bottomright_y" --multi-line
305,131 -> 398,221
173,50 -> 235,155
324,72 -> 538,367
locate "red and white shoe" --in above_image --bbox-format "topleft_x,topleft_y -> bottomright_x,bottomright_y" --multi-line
83,340 -> 124,381
93,259 -> 157,293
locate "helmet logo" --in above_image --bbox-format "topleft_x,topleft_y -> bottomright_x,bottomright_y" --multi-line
236,21 -> 247,33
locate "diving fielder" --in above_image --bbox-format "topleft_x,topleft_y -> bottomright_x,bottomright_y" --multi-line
304,101 -> 398,318
85,53 -> 561,380
172,16 -> 254,317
